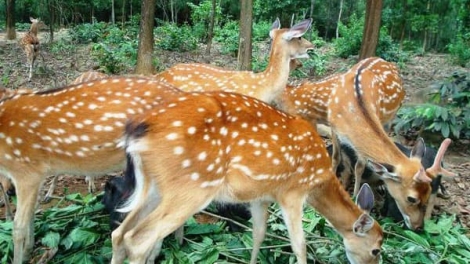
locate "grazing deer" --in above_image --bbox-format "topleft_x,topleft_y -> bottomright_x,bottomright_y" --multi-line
0,77 -> 183,264
273,57 -> 456,230
110,91 -> 383,264
327,138 -> 450,222
19,17 -> 45,81
154,18 -> 314,103
42,71 -> 110,202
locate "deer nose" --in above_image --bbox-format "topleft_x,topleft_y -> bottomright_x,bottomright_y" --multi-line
414,225 -> 424,233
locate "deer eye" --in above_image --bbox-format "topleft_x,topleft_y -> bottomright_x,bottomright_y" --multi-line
407,196 -> 418,204
372,249 -> 381,256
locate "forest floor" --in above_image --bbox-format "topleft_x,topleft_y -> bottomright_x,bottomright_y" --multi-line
0,31 -> 469,230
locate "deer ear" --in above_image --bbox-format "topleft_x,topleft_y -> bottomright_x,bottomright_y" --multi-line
269,18 -> 281,39
282,18 -> 312,40
411,137 -> 426,159
353,213 -> 375,236
368,160 -> 401,182
355,183 -> 374,213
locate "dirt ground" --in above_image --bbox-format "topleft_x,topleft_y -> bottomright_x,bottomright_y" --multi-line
0,30 -> 469,229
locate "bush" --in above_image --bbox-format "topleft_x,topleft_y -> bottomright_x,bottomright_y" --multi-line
155,22 -> 198,52
393,72 -> 470,139
68,22 -> 109,44
334,14 -> 407,63
214,21 -> 239,56
448,33 -> 470,67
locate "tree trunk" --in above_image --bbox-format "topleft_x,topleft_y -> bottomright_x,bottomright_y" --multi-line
205,0 -> 216,56
135,0 -> 156,75
48,0 -> 54,43
309,0 -> 316,40
111,0 -> 115,24
359,0 -> 383,60
336,0 -> 344,39
6,0 -> 16,40
122,0 -> 127,26
237,0 -> 253,70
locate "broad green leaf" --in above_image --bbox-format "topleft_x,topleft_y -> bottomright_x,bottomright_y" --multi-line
403,230 -> 430,247
441,122 -> 450,137
41,231 -> 60,248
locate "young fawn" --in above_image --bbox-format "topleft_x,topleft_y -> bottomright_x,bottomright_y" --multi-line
19,17 -> 45,81
155,18 -> 314,103
110,91 -> 383,264
43,71 -> 110,202
274,57 -> 455,230
0,77 -> 183,264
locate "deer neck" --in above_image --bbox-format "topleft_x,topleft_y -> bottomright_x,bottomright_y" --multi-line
307,175 -> 364,235
29,24 -> 39,36
256,47 -> 291,103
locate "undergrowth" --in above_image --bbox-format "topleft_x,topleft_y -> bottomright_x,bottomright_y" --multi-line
1,192 -> 469,263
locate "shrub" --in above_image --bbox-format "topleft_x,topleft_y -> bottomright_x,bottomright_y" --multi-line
394,72 -> 470,139
214,21 -> 239,56
334,14 -> 407,63
155,22 -> 198,52
68,22 -> 109,44
447,33 -> 470,67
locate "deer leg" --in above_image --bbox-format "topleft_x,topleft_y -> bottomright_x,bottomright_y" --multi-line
249,201 -> 270,264
331,132 -> 341,174
13,177 -> 42,264
353,157 -> 367,197
0,183 -> 13,221
43,175 -> 60,203
279,193 -> 307,264
123,191 -> 216,264
85,176 -> 96,193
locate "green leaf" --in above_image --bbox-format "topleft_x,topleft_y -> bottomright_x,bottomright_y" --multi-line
41,231 -> 60,248
403,230 -> 430,247
441,122 -> 450,137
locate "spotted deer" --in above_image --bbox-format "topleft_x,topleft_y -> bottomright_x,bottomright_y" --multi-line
110,91 -> 383,264
154,18 -> 314,103
0,77 -> 183,264
275,57 -> 456,230
19,17 -> 45,81
42,71 -> 110,202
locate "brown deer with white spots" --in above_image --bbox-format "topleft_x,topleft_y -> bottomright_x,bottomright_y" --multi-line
19,17 -> 45,81
275,57 -> 456,230
110,91 -> 383,264
154,18 -> 314,103
42,71 -> 110,202
0,77 -> 183,264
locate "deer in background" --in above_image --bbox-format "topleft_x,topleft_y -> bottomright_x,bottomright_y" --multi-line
274,57 -> 456,230
110,91 -> 383,264
42,70 -> 110,202
154,17 -> 314,103
0,77 -> 184,264
19,17 -> 45,81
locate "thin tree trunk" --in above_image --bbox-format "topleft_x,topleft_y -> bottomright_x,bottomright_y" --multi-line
122,0 -> 127,26
238,0 -> 253,70
135,0 -> 156,75
205,0 -> 216,56
111,0 -> 115,24
48,0 -> 54,43
336,0 -> 343,39
309,0 -> 316,40
359,0 -> 383,60
6,0 -> 16,40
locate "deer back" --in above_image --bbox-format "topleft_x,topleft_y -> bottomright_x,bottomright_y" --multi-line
0,77 -> 182,183
71,71 -> 109,84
